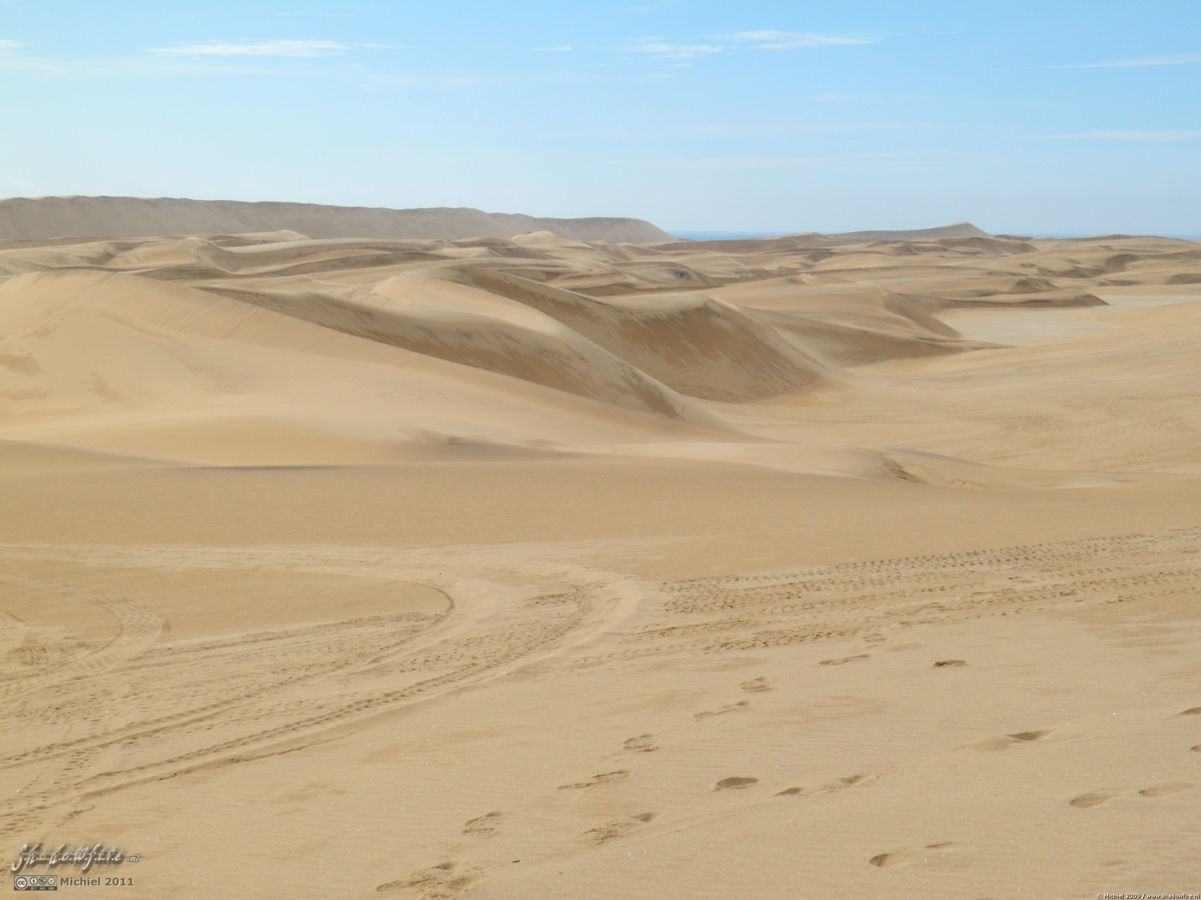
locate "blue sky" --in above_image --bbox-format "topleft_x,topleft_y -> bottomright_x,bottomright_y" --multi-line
1,1 -> 1198,234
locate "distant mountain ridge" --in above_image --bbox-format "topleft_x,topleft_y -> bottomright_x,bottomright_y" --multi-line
656,222 -> 990,252
822,222 -> 989,243
0,196 -> 675,244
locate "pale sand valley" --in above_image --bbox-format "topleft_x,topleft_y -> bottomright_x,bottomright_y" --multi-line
2,198 -> 1201,898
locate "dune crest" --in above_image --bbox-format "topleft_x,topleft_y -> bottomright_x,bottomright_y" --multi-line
3,226 -> 1200,472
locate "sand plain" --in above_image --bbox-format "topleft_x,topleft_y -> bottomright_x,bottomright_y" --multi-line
1,219 -> 1200,898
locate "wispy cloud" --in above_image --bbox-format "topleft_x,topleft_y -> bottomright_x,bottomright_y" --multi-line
531,45 -> 572,53
615,29 -> 875,63
1050,53 -> 1201,69
0,39 -> 21,49
615,153 -> 925,170
558,121 -> 941,140
148,39 -> 349,58
1040,130 -> 1201,141
716,31 -> 876,49
619,38 -> 723,60
0,49 -> 323,79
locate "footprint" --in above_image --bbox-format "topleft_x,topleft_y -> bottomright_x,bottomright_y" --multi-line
1072,783 -> 1193,808
377,861 -> 478,895
622,734 -> 657,753
823,773 -> 872,791
740,676 -> 772,692
971,729 -> 1054,750
776,773 -> 871,798
714,776 -> 758,791
1008,730 -> 1053,742
1191,745 -> 1201,753
582,812 -> 656,844
559,770 -> 629,790
695,700 -> 750,719
1177,706 -> 1201,716
462,811 -> 504,837
796,773 -> 873,798
819,654 -> 870,666
869,843 -> 960,868
933,659 -> 967,667
1070,790 -> 1119,808
1139,782 -> 1193,798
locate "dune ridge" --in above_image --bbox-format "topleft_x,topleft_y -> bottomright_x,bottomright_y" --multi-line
3,226 -> 1199,471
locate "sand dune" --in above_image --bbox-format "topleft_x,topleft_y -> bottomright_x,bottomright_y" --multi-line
2,220 -> 1201,899
3,226 -> 1199,467
433,266 -> 831,400
0,269 -> 724,463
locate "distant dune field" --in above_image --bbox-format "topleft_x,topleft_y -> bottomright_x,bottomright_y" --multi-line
2,205 -> 1200,899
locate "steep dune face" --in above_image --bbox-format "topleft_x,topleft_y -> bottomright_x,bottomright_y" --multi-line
0,196 -> 674,243
708,278 -> 989,364
0,270 -> 733,463
433,266 -> 832,401
220,271 -> 721,426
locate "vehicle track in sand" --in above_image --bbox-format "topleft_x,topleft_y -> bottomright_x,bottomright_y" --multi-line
2,527 -> 1199,857
375,526 -> 1201,899
0,542 -> 648,839
561,527 -> 1201,668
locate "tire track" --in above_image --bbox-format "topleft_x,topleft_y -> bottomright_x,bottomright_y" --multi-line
0,542 -> 650,839
569,526 -> 1201,667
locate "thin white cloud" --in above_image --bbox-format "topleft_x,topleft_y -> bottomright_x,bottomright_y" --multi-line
615,153 -> 925,169
531,46 -> 572,53
0,53 -> 315,78
556,120 -> 941,141
615,30 -> 873,63
1041,130 -> 1201,141
148,39 -> 349,58
620,38 -> 723,60
0,39 -> 21,49
1051,53 -> 1201,69
716,30 -> 875,49
717,30 -> 795,42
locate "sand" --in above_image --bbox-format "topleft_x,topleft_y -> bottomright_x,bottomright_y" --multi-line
2,210 -> 1200,898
